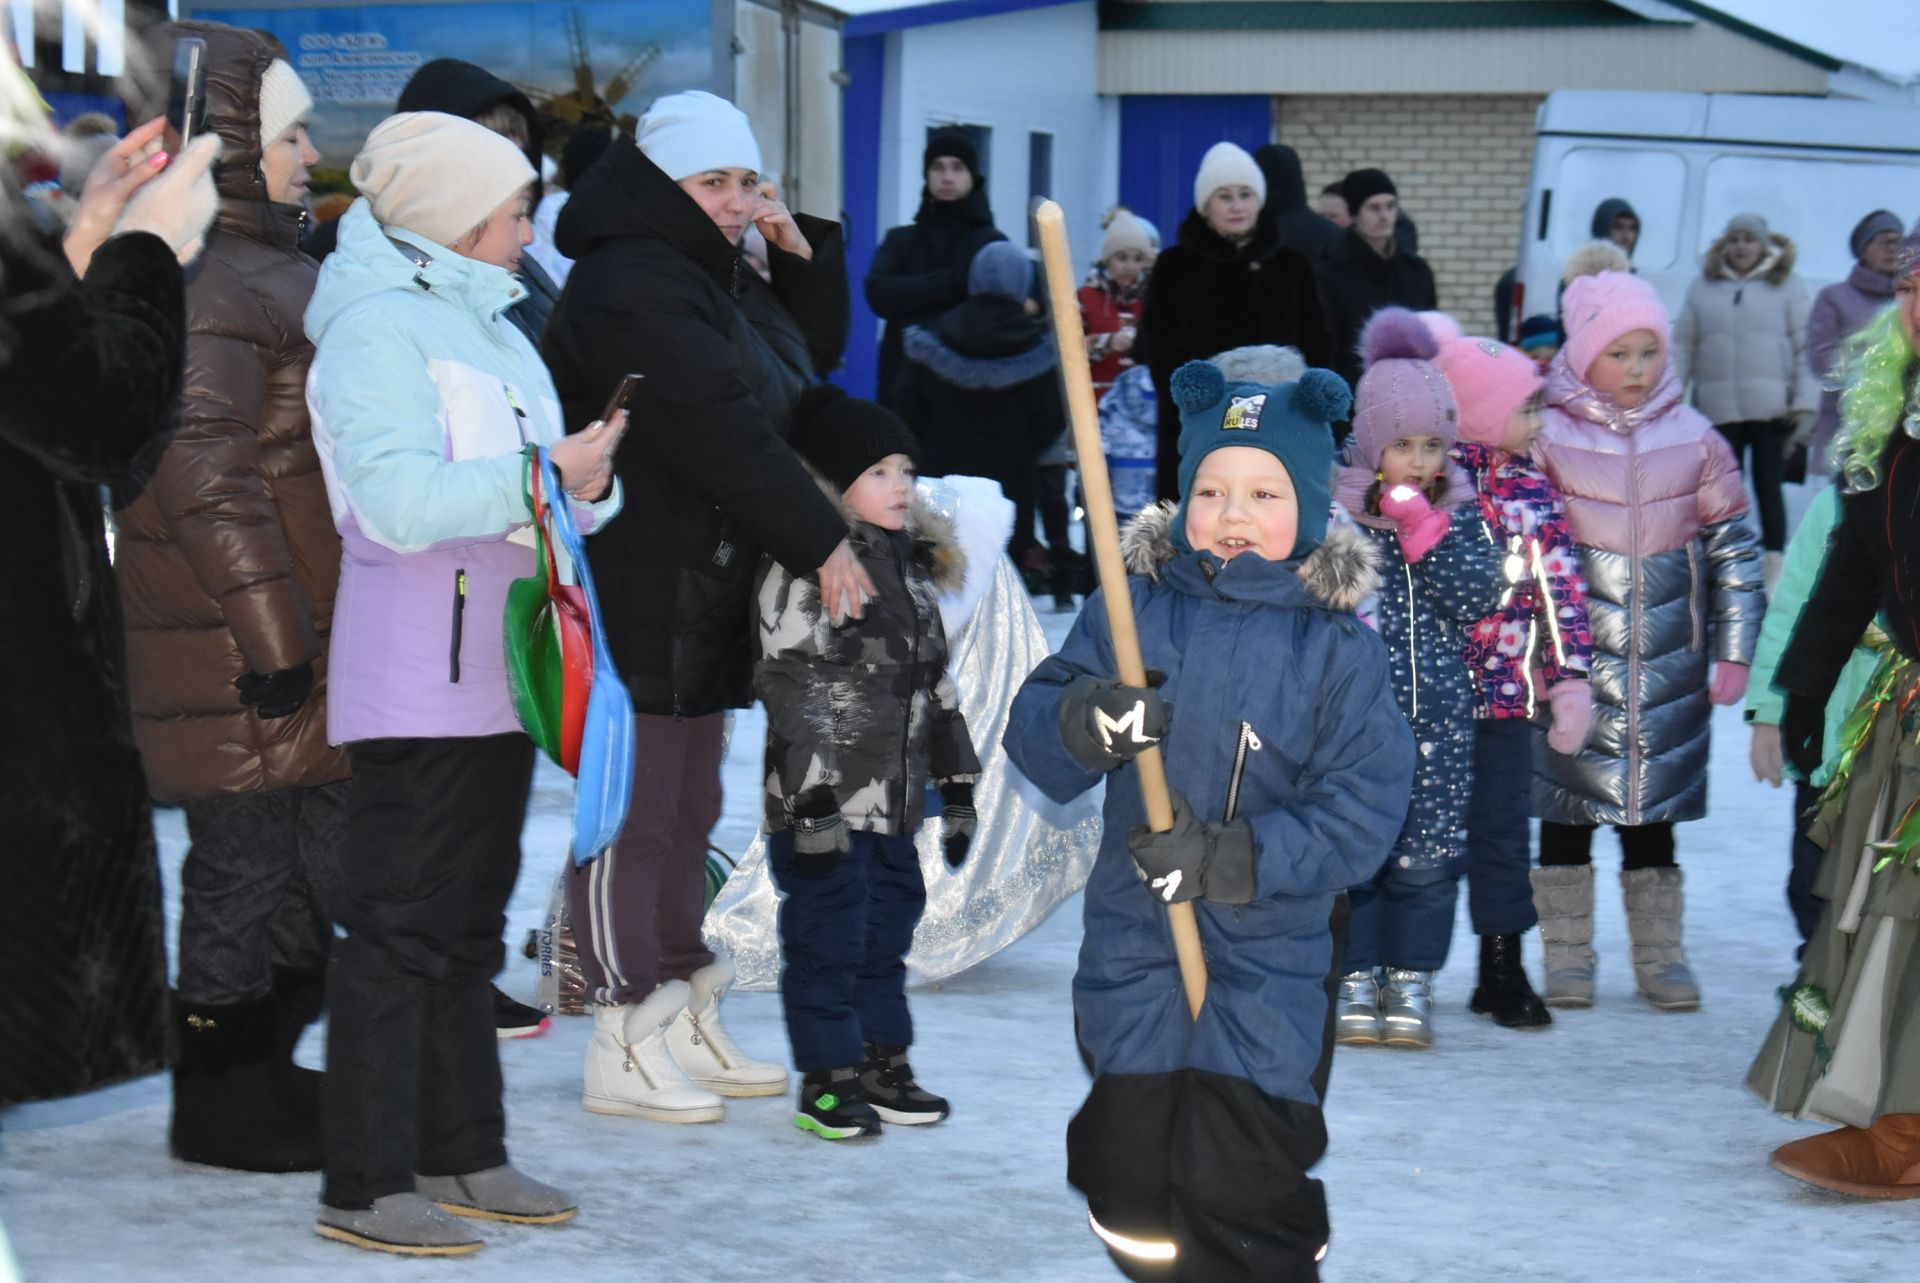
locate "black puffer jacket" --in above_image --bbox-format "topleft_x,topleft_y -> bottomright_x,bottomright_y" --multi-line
544,138 -> 849,717
896,295 -> 1063,491
865,186 -> 1005,411
1139,208 -> 1331,497
1315,228 -> 1439,388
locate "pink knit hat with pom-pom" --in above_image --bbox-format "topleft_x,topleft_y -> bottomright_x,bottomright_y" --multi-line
1348,307 -> 1459,469
1561,270 -> 1670,382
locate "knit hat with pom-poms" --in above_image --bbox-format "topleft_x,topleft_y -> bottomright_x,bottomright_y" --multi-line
1169,358 -> 1352,557
1347,306 -> 1459,471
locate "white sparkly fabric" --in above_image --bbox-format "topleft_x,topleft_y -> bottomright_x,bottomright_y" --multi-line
704,476 -> 1102,988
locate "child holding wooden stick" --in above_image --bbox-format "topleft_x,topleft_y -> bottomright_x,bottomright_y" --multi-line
1006,361 -> 1414,1281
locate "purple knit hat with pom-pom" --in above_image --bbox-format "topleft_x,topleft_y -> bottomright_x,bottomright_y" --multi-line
1348,307 -> 1460,470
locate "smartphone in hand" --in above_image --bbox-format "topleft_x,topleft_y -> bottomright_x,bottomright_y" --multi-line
599,372 -> 643,426
163,37 -> 209,159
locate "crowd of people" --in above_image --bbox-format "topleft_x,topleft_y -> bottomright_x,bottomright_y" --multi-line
7,18 -> 1920,1279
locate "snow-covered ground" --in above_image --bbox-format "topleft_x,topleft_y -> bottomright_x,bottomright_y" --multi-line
5,560 -> 1918,1280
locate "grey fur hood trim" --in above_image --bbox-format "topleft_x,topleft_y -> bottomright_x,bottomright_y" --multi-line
901,325 -> 1059,390
1119,500 -> 1380,612
1703,232 -> 1796,285
813,470 -> 968,594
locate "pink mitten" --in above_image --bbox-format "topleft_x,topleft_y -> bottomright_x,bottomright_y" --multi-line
1378,484 -> 1450,562
1546,681 -> 1595,756
1710,661 -> 1749,707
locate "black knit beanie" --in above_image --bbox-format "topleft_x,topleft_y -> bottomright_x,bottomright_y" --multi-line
924,127 -> 981,183
1342,167 -> 1397,216
791,386 -> 921,495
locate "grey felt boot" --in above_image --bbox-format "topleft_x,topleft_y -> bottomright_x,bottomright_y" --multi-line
1620,866 -> 1701,1010
315,1192 -> 483,1257
1530,865 -> 1596,1008
416,1164 -> 578,1224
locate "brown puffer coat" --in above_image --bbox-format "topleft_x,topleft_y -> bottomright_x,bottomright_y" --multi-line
115,22 -> 346,803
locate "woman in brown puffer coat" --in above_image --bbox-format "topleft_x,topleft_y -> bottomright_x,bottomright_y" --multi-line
114,21 -> 343,1174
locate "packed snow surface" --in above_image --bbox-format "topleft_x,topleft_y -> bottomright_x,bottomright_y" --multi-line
4,603 -> 1917,1280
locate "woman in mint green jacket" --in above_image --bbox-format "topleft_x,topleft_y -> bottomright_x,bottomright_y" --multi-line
1744,483 -> 1883,952
304,111 -> 620,1257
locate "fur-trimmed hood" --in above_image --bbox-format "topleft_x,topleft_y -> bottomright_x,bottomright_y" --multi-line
1119,500 -> 1380,612
812,470 -> 967,594
1703,231 -> 1796,285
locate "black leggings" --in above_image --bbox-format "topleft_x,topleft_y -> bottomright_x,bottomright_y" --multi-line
1538,820 -> 1676,870
1713,418 -> 1790,551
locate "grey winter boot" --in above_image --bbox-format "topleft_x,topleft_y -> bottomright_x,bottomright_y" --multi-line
1335,970 -> 1383,1045
1620,867 -> 1701,1010
1530,866 -> 1597,1008
416,1164 -> 578,1224
315,1192 -> 483,1257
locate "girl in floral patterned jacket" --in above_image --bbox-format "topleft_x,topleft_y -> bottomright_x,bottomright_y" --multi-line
1428,319 -> 1596,1033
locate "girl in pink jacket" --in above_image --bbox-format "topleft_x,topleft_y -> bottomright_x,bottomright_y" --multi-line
1528,272 -> 1765,1015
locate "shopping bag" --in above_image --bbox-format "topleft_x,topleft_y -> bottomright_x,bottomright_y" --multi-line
537,450 -> 635,865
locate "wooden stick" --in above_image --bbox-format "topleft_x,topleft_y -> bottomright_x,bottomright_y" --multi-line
1034,200 -> 1208,1020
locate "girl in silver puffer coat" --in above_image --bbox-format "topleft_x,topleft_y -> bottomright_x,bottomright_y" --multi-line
1530,271 -> 1765,1015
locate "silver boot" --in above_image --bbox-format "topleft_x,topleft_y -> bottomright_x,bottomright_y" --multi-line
1531,865 -> 1597,1007
1380,969 -> 1435,1048
1335,970 -> 1383,1045
1621,867 -> 1701,1010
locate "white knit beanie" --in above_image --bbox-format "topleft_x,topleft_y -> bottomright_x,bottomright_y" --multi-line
1192,142 -> 1265,213
257,59 -> 313,150
636,90 -> 762,182
1100,210 -> 1154,262
351,112 -> 536,247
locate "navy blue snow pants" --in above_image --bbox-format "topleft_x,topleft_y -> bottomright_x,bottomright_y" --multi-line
1464,717 -> 1539,937
768,828 -> 925,1072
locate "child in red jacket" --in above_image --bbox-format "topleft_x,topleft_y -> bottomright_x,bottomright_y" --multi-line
1078,209 -> 1155,404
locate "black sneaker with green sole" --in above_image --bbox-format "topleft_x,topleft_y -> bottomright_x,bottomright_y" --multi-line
795,1067 -> 883,1142
859,1043 -> 949,1126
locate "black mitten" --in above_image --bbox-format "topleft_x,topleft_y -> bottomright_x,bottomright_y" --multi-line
1125,791 -> 1256,905
786,786 -> 850,877
938,780 -> 976,869
236,662 -> 314,720
1059,671 -> 1170,772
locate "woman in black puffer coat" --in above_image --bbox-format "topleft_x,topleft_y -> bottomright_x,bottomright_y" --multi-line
543,92 -> 861,1117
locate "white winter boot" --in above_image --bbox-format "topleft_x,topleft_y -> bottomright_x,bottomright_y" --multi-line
582,980 -> 725,1123
664,960 -> 788,1098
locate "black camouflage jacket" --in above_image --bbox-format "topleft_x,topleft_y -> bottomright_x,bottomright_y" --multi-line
755,485 -> 979,834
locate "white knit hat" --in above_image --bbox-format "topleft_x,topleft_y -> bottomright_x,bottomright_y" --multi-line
257,59 -> 313,150
351,112 -> 536,247
636,90 -> 762,182
1100,210 -> 1154,261
1192,141 -> 1265,213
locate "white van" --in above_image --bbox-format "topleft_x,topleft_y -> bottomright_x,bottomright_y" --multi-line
1514,91 -> 1920,337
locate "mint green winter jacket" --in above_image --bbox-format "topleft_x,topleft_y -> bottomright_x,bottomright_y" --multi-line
1745,484 -> 1880,787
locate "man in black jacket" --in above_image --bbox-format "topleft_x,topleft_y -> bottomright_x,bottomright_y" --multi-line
1255,144 -> 1340,260
864,128 -> 1005,415
1315,168 -> 1438,388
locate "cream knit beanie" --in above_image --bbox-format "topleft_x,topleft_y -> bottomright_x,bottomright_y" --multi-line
636,90 -> 762,181
257,59 -> 313,150
351,112 -> 536,246
1192,142 -> 1265,213
1099,210 -> 1154,262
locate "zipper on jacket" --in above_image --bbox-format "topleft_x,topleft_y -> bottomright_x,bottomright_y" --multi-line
1530,538 -> 1567,667
1625,431 -> 1643,825
504,383 -> 531,446
1686,541 -> 1703,651
893,542 -> 918,827
450,568 -> 467,682
1404,562 -> 1420,721
1224,722 -> 1263,822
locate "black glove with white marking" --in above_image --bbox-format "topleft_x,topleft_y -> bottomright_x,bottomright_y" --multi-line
1126,791 -> 1255,905
1059,671 -> 1169,772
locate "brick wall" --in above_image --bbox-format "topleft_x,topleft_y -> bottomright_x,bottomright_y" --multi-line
1276,93 -> 1542,338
